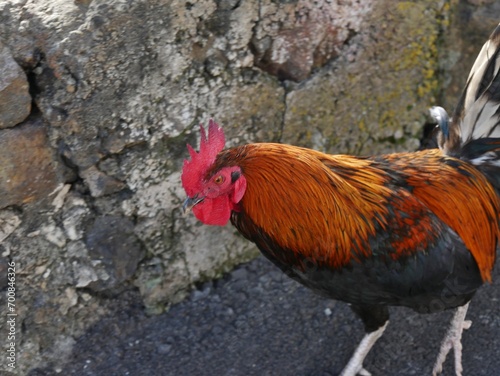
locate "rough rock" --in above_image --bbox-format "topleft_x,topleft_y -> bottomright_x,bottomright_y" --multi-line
85,215 -> 145,291
0,42 -> 31,128
0,256 -> 8,290
0,208 -> 21,243
0,119 -> 67,209
283,2 -> 445,155
80,165 -> 126,198
251,0 -> 371,82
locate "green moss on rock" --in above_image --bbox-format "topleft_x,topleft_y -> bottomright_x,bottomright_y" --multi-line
283,0 -> 452,156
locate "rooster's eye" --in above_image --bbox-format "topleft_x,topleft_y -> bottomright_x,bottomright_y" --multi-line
214,175 -> 224,185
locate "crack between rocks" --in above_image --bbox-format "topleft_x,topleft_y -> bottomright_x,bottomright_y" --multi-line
169,206 -> 193,306
279,86 -> 288,143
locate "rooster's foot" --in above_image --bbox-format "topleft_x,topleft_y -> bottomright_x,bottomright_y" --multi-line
340,321 -> 388,376
432,302 -> 471,376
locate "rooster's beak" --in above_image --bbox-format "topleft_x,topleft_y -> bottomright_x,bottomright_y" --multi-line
182,195 -> 204,214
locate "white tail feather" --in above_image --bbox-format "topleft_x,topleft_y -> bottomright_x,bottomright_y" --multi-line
461,95 -> 500,142
432,23 -> 500,195
463,35 -> 500,112
437,23 -> 500,155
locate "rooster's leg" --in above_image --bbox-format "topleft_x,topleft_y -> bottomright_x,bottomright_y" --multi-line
340,321 -> 388,376
341,304 -> 389,376
432,302 -> 472,376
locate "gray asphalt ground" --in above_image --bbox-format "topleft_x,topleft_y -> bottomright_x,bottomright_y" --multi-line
29,255 -> 500,376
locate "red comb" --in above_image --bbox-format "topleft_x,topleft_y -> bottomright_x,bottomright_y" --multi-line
199,119 -> 225,161
181,119 -> 226,196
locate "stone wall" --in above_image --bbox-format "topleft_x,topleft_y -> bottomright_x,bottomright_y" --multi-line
0,0 -> 497,373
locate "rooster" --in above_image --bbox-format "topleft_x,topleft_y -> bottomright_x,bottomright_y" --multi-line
181,24 -> 500,376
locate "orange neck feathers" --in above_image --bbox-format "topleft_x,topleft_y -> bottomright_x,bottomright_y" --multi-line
222,143 -> 394,269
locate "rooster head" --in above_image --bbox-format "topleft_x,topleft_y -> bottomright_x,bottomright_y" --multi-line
181,119 -> 247,226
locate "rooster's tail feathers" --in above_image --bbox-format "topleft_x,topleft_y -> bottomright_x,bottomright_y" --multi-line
433,23 -> 500,195
437,23 -> 500,156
